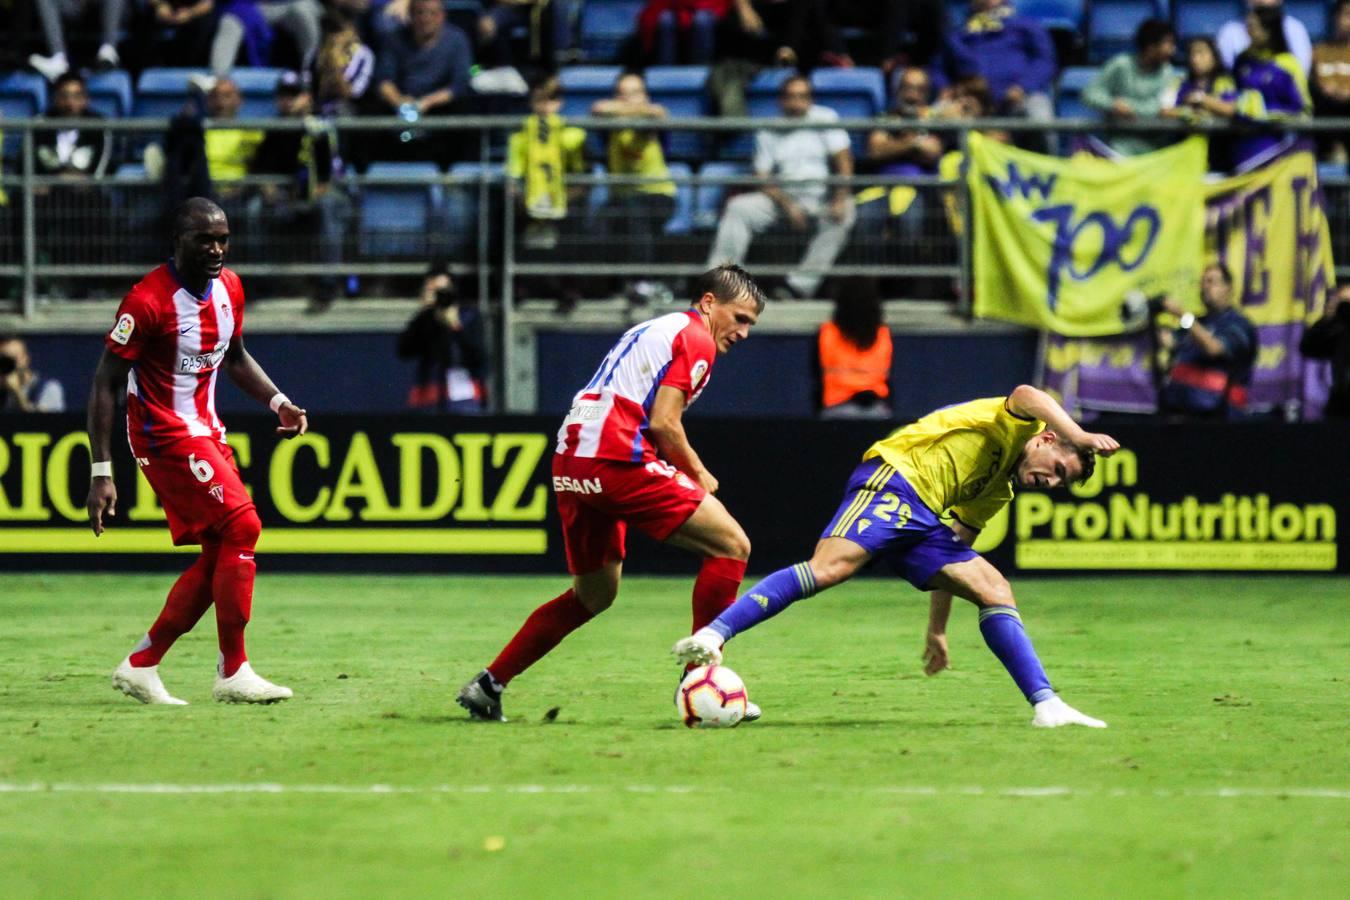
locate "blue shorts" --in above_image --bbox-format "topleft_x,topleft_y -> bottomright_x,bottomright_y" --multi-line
820,458 -> 978,590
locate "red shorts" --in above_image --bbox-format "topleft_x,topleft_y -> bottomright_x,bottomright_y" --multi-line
552,454 -> 706,575
137,437 -> 255,546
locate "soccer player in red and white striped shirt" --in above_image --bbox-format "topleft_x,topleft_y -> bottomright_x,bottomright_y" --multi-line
457,265 -> 766,721
86,198 -> 308,705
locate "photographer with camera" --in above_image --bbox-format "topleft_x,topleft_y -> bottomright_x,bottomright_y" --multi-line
0,333 -> 66,413
1154,263 -> 1257,419
1300,283 -> 1350,419
396,261 -> 488,413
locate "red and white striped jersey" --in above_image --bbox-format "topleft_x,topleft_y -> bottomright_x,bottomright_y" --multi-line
105,263 -> 245,455
556,310 -> 716,463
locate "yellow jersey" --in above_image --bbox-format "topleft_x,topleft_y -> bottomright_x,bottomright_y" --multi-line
607,129 -> 676,196
205,128 -> 264,182
863,397 -> 1044,530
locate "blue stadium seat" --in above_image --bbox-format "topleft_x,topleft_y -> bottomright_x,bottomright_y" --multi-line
359,162 -> 445,258
230,68 -> 285,118
664,161 -> 695,235
810,68 -> 886,157
645,66 -> 709,160
86,70 -> 133,118
1018,0 -> 1086,31
135,68 -> 281,119
1173,1 -> 1241,40
1284,1 -> 1328,43
558,65 -> 624,118
445,161 -> 502,257
0,72 -> 46,160
693,161 -> 748,231
1056,66 -> 1099,119
722,68 -> 795,161
135,68 -> 206,117
579,0 -> 644,62
1089,1 -> 1169,63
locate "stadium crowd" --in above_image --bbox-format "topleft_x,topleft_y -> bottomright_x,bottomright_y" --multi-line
0,2 -> 1342,322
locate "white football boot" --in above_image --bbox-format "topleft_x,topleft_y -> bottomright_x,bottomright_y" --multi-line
743,700 -> 762,722
112,656 -> 188,705
213,661 -> 293,703
1032,696 -> 1107,728
671,628 -> 724,666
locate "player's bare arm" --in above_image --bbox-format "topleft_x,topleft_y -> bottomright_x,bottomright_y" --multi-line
648,384 -> 716,493
223,334 -> 308,438
85,349 -> 134,536
1006,384 -> 1120,455
923,519 -> 977,675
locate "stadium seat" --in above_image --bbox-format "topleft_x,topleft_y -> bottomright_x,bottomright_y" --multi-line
359,162 -> 445,258
810,68 -> 887,158
134,68 -> 207,118
1089,1 -> 1168,63
86,70 -> 133,118
1284,1 -> 1328,43
722,68 -> 795,161
645,66 -> 709,160
693,161 -> 749,231
1056,66 -> 1099,119
664,161 -> 695,235
1173,1 -> 1242,40
444,161 -> 503,257
136,68 -> 282,120
558,65 -> 624,118
0,72 -> 46,160
1017,0 -> 1086,31
229,68 -> 285,118
579,0 -> 644,62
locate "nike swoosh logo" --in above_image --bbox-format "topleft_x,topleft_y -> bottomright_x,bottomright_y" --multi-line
238,554 -> 254,561
179,326 -> 195,334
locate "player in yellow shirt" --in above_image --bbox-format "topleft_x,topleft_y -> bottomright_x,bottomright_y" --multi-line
674,384 -> 1120,728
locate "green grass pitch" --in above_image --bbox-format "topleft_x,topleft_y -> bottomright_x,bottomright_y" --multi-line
2,572 -> 1348,898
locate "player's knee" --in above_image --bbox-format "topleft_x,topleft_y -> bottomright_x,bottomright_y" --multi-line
577,585 -> 617,614
979,578 -> 1016,609
220,507 -> 262,549
720,527 -> 751,562
809,555 -> 852,590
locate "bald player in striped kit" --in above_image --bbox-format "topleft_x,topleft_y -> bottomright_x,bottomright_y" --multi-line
87,198 -> 308,706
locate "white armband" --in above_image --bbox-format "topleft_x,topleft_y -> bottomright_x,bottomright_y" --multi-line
268,392 -> 290,413
91,461 -> 113,479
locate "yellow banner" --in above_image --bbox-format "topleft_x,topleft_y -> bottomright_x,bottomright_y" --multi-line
1201,150 -> 1334,327
969,134 -> 1208,336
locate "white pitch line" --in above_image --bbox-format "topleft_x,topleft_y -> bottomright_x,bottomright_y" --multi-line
0,783 -> 1348,799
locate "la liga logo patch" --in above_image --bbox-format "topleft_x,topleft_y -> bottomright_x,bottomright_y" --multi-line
109,313 -> 135,345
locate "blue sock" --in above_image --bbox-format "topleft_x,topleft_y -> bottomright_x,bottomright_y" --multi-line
978,606 -> 1056,705
707,562 -> 817,642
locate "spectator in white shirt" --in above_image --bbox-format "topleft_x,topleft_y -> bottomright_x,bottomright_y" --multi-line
706,75 -> 855,299
1217,0 -> 1312,72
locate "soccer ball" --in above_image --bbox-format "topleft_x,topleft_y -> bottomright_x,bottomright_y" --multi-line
676,665 -> 749,729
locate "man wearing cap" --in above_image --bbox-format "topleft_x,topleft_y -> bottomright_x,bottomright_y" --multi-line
248,71 -> 350,312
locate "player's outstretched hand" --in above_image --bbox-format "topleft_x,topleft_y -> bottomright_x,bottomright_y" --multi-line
922,631 -> 950,676
695,469 -> 719,494
276,401 -> 308,438
87,478 -> 117,536
1078,432 -> 1120,456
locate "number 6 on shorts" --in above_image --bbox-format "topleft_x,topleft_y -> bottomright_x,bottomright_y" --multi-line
188,453 -> 215,483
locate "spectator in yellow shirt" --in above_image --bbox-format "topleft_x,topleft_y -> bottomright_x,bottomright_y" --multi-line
592,72 -> 677,302
204,78 -> 264,192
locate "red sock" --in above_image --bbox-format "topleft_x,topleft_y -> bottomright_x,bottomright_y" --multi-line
487,589 -> 596,685
128,542 -> 220,667
213,509 -> 261,678
691,557 -> 747,632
